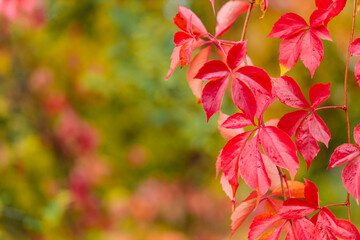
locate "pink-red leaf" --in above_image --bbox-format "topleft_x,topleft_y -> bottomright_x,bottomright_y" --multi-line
354,124 -> 360,147
350,38 -> 360,56
342,156 -> 360,204
239,136 -> 271,195
220,173 -> 235,200
179,38 -> 195,67
295,116 -> 320,167
309,83 -> 331,107
355,61 -> 360,87
227,41 -> 247,70
217,111 -> 244,140
195,60 -> 229,80
187,46 -> 211,101
278,110 -> 309,137
308,112 -> 331,147
166,46 -> 181,80
278,198 -> 318,219
209,0 -> 215,14
273,76 -> 310,109
311,26 -> 332,41
174,31 -> 192,46
260,126 -> 299,175
334,219 -> 360,240
300,31 -> 323,78
236,66 -> 272,94
220,131 -> 253,187
231,198 -> 258,235
232,78 -> 257,119
279,30 -> 306,75
201,76 -> 229,121
292,218 -> 315,240
315,0 -> 333,8
174,6 -> 207,36
304,179 -> 319,208
221,112 -> 254,129
328,143 -> 360,169
249,213 -> 282,240
215,1 -> 249,37
268,13 -> 308,39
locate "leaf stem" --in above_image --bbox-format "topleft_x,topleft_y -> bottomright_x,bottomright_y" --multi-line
240,0 -> 255,42
315,106 -> 345,111
343,0 -> 357,221
276,166 -> 287,200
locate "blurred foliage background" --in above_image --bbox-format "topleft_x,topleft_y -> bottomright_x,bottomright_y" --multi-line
0,0 -> 360,239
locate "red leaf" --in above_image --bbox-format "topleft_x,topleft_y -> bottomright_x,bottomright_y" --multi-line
342,156 -> 360,204
309,83 -> 331,107
231,77 -> 257,119
166,46 -> 181,80
292,218 -> 315,240
334,219 -> 360,240
195,60 -> 229,80
236,66 -> 272,95
260,126 -> 299,176
355,61 -> 360,87
201,76 -> 230,121
209,0 -> 215,14
219,131 -> 253,187
314,0 -> 346,26
221,112 -> 254,129
350,38 -> 360,56
268,13 -> 308,39
278,198 -> 318,219
354,124 -> 360,147
239,136 -> 271,195
295,116 -> 320,167
187,46 -> 211,101
311,26 -> 332,41
304,179 -> 319,208
279,30 -> 306,74
249,213 -> 282,240
220,173 -> 235,200
227,41 -> 247,70
215,1 -> 249,37
300,31 -> 323,78
231,198 -> 258,235
315,0 -> 333,8
278,110 -> 309,136
174,6 -> 207,36
328,143 -> 360,169
174,31 -> 192,46
217,111 -> 244,140
309,8 -> 329,27
273,76 -> 310,109
308,112 -> 331,147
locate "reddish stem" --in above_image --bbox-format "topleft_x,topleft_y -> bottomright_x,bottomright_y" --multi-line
240,1 -> 255,42
343,0 -> 357,222
315,106 -> 345,111
276,166 -> 287,200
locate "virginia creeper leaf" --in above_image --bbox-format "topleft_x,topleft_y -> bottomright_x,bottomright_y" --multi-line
236,66 -> 272,94
268,13 -> 308,39
295,116 -> 320,167
220,131 -> 253,188
174,6 -> 208,36
304,179 -> 319,208
342,156 -> 360,204
249,213 -> 282,240
300,31 -> 323,78
195,60 -> 229,80
292,218 -> 316,240
231,198 -> 258,235
220,173 -> 235,200
273,76 -> 310,109
311,25 -> 332,41
350,38 -> 360,56
278,110 -> 309,136
272,181 -> 305,198
217,111 -> 244,140
232,77 -> 257,119
308,112 -> 331,147
355,61 -> 360,87
278,198 -> 318,219
221,112 -> 254,129
354,124 -> 360,147
334,219 -> 360,240
187,45 -> 211,101
215,1 -> 249,37
309,83 -> 331,107
328,143 -> 360,169
260,126 -> 299,175
239,136 -> 271,195
174,31 -> 192,46
227,41 -> 247,70
166,46 -> 181,80
201,76 -> 230,121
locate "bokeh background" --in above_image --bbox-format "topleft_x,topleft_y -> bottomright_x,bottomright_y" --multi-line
1,0 -> 360,239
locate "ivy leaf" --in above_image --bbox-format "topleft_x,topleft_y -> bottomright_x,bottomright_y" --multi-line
273,76 -> 310,109
328,143 -> 360,169
215,1 -> 249,37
